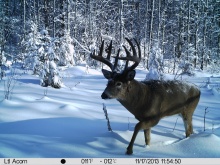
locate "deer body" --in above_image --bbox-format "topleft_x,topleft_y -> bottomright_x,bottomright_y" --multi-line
117,80 -> 200,121
91,38 -> 200,155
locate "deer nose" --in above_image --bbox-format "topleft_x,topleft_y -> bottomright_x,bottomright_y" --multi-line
101,92 -> 109,99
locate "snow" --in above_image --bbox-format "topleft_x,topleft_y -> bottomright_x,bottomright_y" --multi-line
145,68 -> 160,81
0,65 -> 220,158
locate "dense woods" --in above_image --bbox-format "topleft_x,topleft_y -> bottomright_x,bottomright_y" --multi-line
0,0 -> 220,87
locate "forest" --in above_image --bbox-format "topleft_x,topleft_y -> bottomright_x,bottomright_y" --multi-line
0,0 -> 220,88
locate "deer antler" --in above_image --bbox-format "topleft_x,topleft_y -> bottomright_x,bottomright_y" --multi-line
90,40 -> 119,71
90,38 -> 140,73
114,38 -> 141,73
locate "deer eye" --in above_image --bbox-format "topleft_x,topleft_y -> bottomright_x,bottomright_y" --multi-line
116,82 -> 122,87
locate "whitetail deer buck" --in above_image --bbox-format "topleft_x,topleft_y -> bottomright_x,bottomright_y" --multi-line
90,38 -> 200,155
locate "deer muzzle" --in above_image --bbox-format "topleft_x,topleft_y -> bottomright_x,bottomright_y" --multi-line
101,92 -> 110,99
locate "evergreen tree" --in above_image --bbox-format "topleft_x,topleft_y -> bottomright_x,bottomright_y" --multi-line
145,42 -> 164,80
56,30 -> 76,66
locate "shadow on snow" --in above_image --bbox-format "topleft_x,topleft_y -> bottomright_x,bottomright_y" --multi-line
0,117 -> 130,158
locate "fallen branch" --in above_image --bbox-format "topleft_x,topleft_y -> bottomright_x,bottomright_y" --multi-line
204,107 -> 209,131
72,37 -> 91,54
103,103 -> 112,132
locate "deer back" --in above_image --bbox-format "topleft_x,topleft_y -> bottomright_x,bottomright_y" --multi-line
122,80 -> 201,121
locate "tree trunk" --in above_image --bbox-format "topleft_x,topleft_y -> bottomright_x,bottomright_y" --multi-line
194,0 -> 199,68
147,0 -> 155,69
157,0 -> 161,42
149,0 -> 155,50
176,1 -> 183,59
119,0 -> 124,44
201,1 -> 208,70
44,0 -> 49,30
74,0 -> 77,38
59,0 -> 65,37
66,0 -> 69,32
53,0 -> 55,38
144,0 -> 149,68
187,0 -> 191,61
23,0 -> 26,39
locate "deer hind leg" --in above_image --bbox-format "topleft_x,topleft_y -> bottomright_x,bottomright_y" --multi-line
181,110 -> 194,138
181,95 -> 200,137
144,128 -> 151,145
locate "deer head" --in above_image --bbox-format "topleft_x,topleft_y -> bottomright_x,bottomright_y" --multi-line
90,38 -> 141,100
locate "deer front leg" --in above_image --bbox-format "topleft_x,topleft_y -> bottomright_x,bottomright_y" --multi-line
126,118 -> 159,155
126,121 -> 143,155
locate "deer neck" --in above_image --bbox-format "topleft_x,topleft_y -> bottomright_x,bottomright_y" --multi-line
117,80 -> 149,117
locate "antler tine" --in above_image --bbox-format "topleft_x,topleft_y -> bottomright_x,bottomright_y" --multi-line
127,38 -> 141,71
133,38 -> 141,59
125,38 -> 137,57
114,38 -> 141,72
90,40 -> 114,70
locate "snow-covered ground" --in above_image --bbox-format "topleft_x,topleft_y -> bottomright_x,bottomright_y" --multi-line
0,65 -> 220,158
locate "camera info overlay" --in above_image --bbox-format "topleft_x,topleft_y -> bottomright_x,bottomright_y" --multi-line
1,158 -> 220,165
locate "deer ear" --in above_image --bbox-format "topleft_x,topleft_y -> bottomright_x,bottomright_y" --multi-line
102,69 -> 112,79
126,70 -> 136,81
